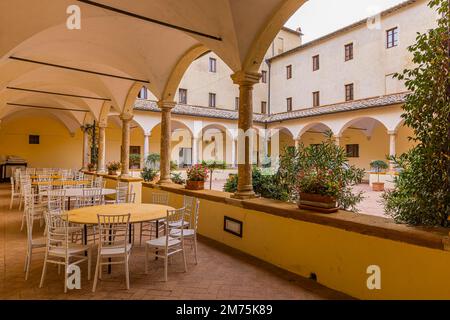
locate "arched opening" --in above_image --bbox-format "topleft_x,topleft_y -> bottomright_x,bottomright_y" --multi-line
268,127 -> 295,162
298,123 -> 333,146
200,124 -> 234,165
339,117 -> 389,170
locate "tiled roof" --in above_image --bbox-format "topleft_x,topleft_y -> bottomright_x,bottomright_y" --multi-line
133,92 -> 408,124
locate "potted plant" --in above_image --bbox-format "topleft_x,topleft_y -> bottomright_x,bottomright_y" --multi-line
141,167 -> 159,182
129,153 -> 141,169
171,172 -> 185,185
277,132 -> 364,213
146,153 -> 160,170
106,161 -> 121,175
370,160 -> 388,191
185,164 -> 209,190
87,163 -> 96,172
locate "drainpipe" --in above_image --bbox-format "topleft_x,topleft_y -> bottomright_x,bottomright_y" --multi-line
266,59 -> 272,115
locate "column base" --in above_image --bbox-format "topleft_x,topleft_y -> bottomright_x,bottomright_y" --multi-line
157,178 -> 173,185
231,190 -> 257,200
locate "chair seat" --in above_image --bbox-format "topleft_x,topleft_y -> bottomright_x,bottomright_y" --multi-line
49,244 -> 90,256
168,220 -> 189,228
99,244 -> 132,256
53,226 -> 83,234
31,238 -> 47,248
170,228 -> 195,237
146,236 -> 181,248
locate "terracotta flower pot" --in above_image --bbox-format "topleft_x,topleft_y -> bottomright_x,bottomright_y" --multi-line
298,192 -> 338,213
372,182 -> 385,192
186,180 -> 205,190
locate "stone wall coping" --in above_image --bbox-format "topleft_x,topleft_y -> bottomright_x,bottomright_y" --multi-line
142,182 -> 450,251
83,171 -> 143,182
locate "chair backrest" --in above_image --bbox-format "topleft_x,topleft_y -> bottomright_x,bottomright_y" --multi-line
165,207 -> 186,244
151,192 -> 169,205
47,189 -> 66,213
115,185 -> 129,203
192,199 -> 200,231
25,194 -> 37,245
92,176 -> 105,188
97,214 -> 131,251
80,188 -> 103,207
45,211 -> 71,252
183,195 -> 195,225
10,176 -> 15,192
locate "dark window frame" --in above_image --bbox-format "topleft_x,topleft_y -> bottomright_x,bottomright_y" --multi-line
346,144 -> 360,158
386,27 -> 399,48
286,65 -> 292,79
313,91 -> 320,107
261,70 -> 267,83
345,43 -> 354,61
345,83 -> 354,101
209,57 -> 217,72
29,135 -> 40,145
209,92 -> 216,108
312,55 -> 320,71
178,88 -> 187,104
261,101 -> 267,114
286,97 -> 292,112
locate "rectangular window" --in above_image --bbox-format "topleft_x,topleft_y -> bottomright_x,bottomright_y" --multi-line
346,144 -> 359,158
130,146 -> 141,155
286,65 -> 292,79
313,91 -> 320,107
286,97 -> 292,112
138,87 -> 148,99
235,97 -> 239,110
209,57 -> 217,72
345,43 -> 353,61
345,83 -> 354,101
386,27 -> 398,48
261,101 -> 267,114
312,55 -> 320,71
178,88 -> 187,104
209,93 -> 216,108
29,135 -> 40,145
261,70 -> 267,83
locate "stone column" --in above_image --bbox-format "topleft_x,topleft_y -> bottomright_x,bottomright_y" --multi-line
231,71 -> 261,199
158,101 -> 176,184
120,113 -> 133,177
334,135 -> 341,147
97,124 -> 106,173
192,137 -> 198,165
82,126 -> 90,170
294,138 -> 300,149
388,130 -> 397,171
231,138 -> 237,168
143,132 -> 150,167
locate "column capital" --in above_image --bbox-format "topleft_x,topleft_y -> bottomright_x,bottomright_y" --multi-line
387,130 -> 397,136
157,100 -> 176,110
120,113 -> 133,122
231,70 -> 261,86
98,122 -> 107,129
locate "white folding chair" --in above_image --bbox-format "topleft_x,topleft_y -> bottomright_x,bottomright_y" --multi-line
139,192 -> 169,245
92,214 -> 132,292
9,176 -> 21,209
145,207 -> 187,281
39,212 -> 92,293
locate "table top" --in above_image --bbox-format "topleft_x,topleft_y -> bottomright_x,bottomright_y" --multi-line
32,180 -> 91,186
42,188 -> 116,197
67,203 -> 173,225
30,174 -> 61,179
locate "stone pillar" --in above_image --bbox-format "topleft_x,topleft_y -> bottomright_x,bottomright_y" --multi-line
231,71 -> 261,199
143,132 -> 150,167
120,113 -> 133,177
97,124 -> 107,173
388,130 -> 397,171
192,137 -> 198,165
158,101 -> 176,184
334,135 -> 341,147
82,126 -> 90,170
294,138 -> 300,149
231,138 -> 237,168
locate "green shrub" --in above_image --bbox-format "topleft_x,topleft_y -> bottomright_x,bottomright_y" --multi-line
171,172 -> 185,185
141,167 -> 158,182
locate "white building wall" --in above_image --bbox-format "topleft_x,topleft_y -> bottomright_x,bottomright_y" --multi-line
269,0 -> 437,114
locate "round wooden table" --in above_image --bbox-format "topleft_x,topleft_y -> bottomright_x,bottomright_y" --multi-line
67,203 -> 173,225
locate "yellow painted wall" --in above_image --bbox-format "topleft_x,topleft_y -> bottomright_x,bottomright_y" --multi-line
340,124 -> 389,170
0,115 -> 82,169
105,122 -> 144,166
142,185 -> 450,300
396,124 -> 416,155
